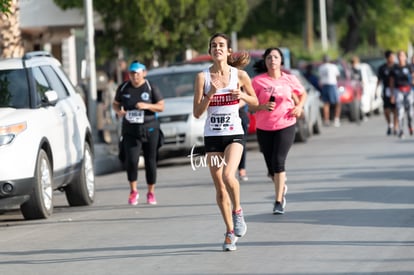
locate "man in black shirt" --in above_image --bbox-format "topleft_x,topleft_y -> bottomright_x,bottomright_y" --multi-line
377,50 -> 398,135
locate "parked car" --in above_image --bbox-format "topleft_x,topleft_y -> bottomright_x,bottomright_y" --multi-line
146,63 -> 209,158
0,51 -> 95,220
361,56 -> 386,74
358,62 -> 383,116
300,59 -> 363,122
290,69 -> 323,142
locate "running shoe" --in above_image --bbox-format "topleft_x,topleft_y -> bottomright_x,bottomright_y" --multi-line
232,209 -> 247,237
128,191 -> 139,205
239,175 -> 249,182
146,192 -> 157,205
273,201 -> 284,214
333,118 -> 341,127
409,127 -> 413,136
222,231 -> 238,251
398,130 -> 404,139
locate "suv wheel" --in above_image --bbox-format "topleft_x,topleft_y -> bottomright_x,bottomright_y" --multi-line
65,142 -> 95,206
20,149 -> 53,220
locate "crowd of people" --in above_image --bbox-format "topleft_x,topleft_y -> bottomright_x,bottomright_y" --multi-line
301,49 -> 414,139
375,49 -> 414,139
108,32 -> 414,252
386,50 -> 414,138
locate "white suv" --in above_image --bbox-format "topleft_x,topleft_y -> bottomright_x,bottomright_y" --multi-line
0,51 -> 95,220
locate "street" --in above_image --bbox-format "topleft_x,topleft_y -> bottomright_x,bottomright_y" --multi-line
1,114 -> 414,275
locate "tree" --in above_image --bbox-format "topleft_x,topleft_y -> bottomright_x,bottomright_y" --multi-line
53,0 -> 248,65
0,0 -> 24,58
0,0 -> 11,14
240,0 -> 414,58
333,0 -> 414,54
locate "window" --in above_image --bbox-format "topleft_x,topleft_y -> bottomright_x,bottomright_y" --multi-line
147,71 -> 198,99
32,67 -> 51,105
0,69 -> 30,108
40,65 -> 69,99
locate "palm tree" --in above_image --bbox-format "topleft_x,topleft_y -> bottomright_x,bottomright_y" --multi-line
0,0 -> 24,58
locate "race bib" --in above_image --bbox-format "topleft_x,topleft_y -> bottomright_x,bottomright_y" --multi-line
209,113 -> 232,131
125,110 -> 144,124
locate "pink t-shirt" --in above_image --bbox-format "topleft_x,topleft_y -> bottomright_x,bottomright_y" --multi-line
252,72 -> 304,131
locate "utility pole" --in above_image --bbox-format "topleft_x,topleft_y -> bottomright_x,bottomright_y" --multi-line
319,0 -> 328,52
231,31 -> 238,52
84,0 -> 97,137
305,0 -> 314,51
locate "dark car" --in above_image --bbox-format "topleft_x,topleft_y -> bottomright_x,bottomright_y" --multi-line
361,56 -> 386,74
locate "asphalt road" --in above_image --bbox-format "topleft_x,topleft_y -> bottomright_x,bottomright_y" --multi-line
1,114 -> 414,275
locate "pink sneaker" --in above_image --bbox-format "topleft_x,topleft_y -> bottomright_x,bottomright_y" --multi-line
147,192 -> 157,205
128,191 -> 139,205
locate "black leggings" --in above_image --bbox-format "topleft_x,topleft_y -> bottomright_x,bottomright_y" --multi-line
256,124 -> 296,175
123,128 -> 159,184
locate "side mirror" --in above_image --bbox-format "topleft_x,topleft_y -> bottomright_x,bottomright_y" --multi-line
44,90 -> 58,105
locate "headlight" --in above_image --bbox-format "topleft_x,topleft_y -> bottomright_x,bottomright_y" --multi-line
0,122 -> 27,146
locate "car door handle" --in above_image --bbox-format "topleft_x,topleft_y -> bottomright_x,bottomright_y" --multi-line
59,112 -> 66,117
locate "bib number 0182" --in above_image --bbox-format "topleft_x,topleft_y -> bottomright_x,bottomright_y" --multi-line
210,116 -> 230,124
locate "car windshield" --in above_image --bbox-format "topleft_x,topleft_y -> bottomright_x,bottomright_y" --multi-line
0,69 -> 30,108
146,71 -> 199,99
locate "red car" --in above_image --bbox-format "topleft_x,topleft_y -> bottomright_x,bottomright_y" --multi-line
300,59 -> 363,122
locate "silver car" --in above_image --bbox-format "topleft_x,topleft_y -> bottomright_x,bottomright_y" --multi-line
146,63 -> 209,158
290,69 -> 323,142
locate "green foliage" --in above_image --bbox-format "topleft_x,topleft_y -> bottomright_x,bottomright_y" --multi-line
54,0 -> 248,65
240,0 -> 414,60
0,0 -> 11,15
332,0 -> 414,54
53,0 -> 414,64
241,0 -> 304,37
369,0 -> 414,52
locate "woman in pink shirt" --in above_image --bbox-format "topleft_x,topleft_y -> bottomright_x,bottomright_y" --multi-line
250,48 -> 307,214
